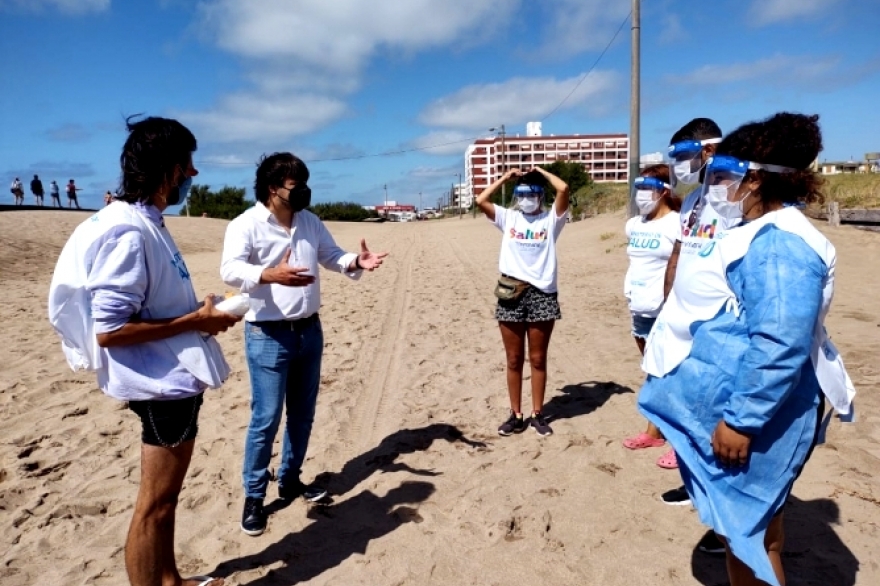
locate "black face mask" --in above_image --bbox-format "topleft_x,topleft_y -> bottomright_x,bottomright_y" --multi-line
277,184 -> 311,212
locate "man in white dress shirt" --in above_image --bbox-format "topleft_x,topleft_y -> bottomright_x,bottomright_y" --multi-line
221,152 -> 387,536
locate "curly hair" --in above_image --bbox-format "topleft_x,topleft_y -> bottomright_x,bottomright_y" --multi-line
119,116 -> 196,204
640,164 -> 681,212
254,152 -> 310,204
717,112 -> 824,206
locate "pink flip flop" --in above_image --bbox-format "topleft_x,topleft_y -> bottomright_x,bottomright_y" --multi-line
657,449 -> 679,469
622,432 -> 666,450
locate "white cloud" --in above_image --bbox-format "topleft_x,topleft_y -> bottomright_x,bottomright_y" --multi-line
534,0 -> 631,57
0,0 -> 109,14
659,14 -> 687,44
196,0 -> 516,72
175,92 -> 347,143
407,130 -> 478,156
419,70 -> 620,130
670,54 -> 839,87
748,0 -> 843,26
45,123 -> 92,142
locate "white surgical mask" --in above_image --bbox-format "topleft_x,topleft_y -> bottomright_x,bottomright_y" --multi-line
635,189 -> 658,216
673,159 -> 703,186
705,184 -> 744,224
518,197 -> 541,214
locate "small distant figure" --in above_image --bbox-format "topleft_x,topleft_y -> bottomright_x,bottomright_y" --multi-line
31,174 -> 45,207
49,180 -> 62,207
104,190 -> 114,206
66,179 -> 81,209
10,177 -> 24,205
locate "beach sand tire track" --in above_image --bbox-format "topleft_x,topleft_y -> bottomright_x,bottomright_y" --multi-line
340,230 -> 419,454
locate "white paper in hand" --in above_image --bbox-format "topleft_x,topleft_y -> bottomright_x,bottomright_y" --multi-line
214,294 -> 253,316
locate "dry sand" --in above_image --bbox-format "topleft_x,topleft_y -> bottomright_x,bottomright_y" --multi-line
1,209 -> 878,586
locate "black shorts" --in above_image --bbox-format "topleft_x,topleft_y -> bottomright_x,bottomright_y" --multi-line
495,285 -> 562,322
128,394 -> 203,447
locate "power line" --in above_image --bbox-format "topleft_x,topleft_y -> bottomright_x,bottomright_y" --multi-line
197,13 -> 632,167
196,135 -> 481,167
540,10 -> 632,122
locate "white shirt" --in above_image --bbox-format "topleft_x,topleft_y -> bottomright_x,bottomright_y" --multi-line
624,211 -> 680,317
221,203 -> 361,321
674,189 -> 731,290
491,204 -> 568,293
50,202 -> 229,401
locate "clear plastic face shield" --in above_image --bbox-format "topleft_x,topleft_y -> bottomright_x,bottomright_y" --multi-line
700,155 -> 797,224
513,184 -> 544,214
632,176 -> 671,216
667,137 -> 722,187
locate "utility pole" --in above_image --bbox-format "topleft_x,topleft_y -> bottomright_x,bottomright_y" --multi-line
457,172 -> 463,219
383,183 -> 388,219
418,191 -> 422,215
500,124 -> 506,208
628,0 -> 640,218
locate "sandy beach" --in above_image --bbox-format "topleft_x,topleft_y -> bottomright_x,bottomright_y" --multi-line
1,209 -> 878,586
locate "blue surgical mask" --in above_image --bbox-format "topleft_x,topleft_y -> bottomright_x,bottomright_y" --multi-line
167,175 -> 192,206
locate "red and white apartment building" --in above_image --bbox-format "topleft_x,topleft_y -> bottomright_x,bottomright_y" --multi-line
465,122 -> 629,197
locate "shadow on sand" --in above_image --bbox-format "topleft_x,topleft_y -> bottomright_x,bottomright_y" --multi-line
690,496 -> 859,586
542,380 -> 634,422
215,424 -> 485,584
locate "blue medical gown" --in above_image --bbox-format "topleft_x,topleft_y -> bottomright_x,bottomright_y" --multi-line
639,225 -> 825,586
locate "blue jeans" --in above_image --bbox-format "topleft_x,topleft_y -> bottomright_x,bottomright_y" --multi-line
242,318 -> 323,499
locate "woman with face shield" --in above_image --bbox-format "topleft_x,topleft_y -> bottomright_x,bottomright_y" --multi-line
475,166 -> 570,437
620,165 -> 681,452
638,113 -> 855,586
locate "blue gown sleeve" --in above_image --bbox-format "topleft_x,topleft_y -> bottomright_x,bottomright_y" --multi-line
723,226 -> 826,435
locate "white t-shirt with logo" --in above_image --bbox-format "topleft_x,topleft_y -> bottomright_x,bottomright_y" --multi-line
675,188 -> 730,287
624,212 -> 681,317
491,205 -> 568,293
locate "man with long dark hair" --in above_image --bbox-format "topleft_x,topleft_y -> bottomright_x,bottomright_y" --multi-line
48,116 -> 240,586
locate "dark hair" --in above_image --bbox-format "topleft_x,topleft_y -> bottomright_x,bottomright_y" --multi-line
717,112 -> 824,206
516,169 -> 546,189
670,117 -> 722,144
641,164 -> 681,212
254,152 -> 310,204
119,116 -> 196,204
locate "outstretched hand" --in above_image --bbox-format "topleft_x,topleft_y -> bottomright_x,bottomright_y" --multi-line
355,238 -> 388,271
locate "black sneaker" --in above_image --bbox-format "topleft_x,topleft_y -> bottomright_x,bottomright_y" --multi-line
241,497 -> 266,536
697,530 -> 726,555
660,486 -> 691,506
498,411 -> 526,436
529,412 -> 553,437
279,478 -> 328,503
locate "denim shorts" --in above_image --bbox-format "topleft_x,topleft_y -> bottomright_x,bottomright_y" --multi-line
128,393 -> 203,447
631,314 -> 657,339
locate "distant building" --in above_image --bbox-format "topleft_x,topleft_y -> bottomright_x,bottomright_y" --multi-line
640,152 -> 665,169
375,204 -> 416,217
465,123 -> 629,197
819,160 -> 870,175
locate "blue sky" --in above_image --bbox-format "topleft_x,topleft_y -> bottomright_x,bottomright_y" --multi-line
1,0 -> 878,211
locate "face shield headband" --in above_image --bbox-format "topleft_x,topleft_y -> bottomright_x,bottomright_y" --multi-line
514,184 -> 544,213
632,176 -> 672,216
700,155 -> 797,224
667,137 -> 722,187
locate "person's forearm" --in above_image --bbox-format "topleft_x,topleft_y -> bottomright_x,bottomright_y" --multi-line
476,174 -> 508,206
221,258 -> 265,291
663,243 -> 681,300
96,313 -> 199,347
